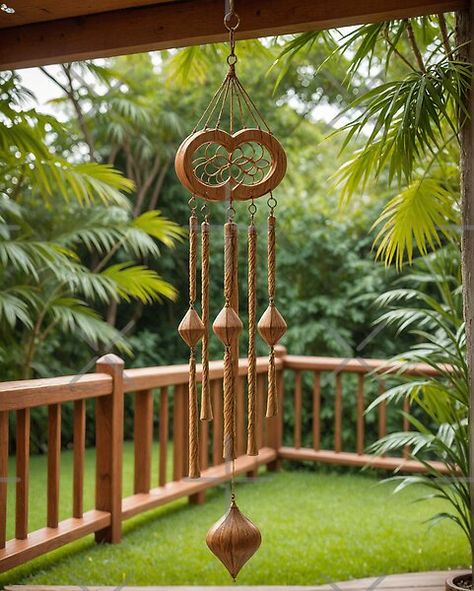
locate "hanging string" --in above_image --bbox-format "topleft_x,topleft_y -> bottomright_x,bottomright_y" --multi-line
247,200 -> 258,455
188,209 -> 200,477
266,197 -> 278,417
200,206 -> 213,421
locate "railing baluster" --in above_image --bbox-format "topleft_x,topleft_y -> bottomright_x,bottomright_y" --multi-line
294,371 -> 302,449
212,379 -> 223,465
134,389 -> 153,494
159,387 -> 168,487
189,409 -> 209,505
47,403 -> 61,528
16,408 -> 30,539
277,359 -> 285,449
257,374 -> 265,449
0,411 -> 8,549
183,383 -> 189,476
235,377 -> 245,456
200,413 -> 209,471
173,385 -> 185,481
335,374 -> 342,453
73,399 -> 85,518
312,372 -> 320,451
356,374 -> 365,455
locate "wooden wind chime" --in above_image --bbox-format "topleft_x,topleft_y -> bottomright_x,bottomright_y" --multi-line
175,1 -> 287,580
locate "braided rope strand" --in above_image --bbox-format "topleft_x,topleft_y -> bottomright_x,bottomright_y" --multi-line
200,219 -> 213,421
189,213 -> 198,305
223,345 -> 235,460
247,221 -> 258,455
266,214 -> 277,417
188,348 -> 200,478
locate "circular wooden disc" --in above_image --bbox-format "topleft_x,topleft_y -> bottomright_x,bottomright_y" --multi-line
175,128 -> 287,201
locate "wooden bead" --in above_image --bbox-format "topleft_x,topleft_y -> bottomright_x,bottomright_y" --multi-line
213,306 -> 243,346
206,501 -> 261,580
178,308 -> 205,348
257,304 -> 287,346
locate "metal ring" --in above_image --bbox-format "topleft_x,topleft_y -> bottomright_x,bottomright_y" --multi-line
267,194 -> 277,211
227,54 -> 238,65
248,201 -> 257,216
227,203 -> 236,220
188,195 -> 197,212
224,11 -> 240,30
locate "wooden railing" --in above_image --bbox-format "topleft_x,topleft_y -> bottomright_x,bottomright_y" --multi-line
0,347 -> 446,573
279,354 -> 445,473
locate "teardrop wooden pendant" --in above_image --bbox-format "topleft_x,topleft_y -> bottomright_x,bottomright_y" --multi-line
206,501 -> 261,580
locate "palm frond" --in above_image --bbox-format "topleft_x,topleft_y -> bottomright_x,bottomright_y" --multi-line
101,263 -> 177,303
49,297 -> 130,353
372,178 -> 458,269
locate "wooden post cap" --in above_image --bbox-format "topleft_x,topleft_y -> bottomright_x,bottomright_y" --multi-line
212,306 -> 243,346
178,308 -> 205,348
257,304 -> 287,346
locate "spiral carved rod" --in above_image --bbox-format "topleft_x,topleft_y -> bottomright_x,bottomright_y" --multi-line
212,221 -> 242,462
200,219 -> 213,421
247,220 -> 258,455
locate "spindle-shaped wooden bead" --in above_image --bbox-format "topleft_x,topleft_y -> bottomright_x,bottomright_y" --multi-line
178,308 -> 205,348
257,303 -> 287,346
206,501 -> 261,580
213,306 -> 243,346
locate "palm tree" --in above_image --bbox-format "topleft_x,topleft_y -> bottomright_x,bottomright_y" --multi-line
0,70 -> 183,378
274,15 -> 470,268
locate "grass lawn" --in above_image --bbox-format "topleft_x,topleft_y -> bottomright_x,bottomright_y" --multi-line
1,444 -> 470,587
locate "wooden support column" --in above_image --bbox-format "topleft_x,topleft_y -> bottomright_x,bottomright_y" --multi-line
95,354 -> 124,544
457,5 -> 474,565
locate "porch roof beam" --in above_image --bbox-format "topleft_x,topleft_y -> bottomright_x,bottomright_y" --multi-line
0,0 -> 467,71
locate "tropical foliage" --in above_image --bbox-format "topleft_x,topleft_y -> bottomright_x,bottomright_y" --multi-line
0,70 -> 183,379
275,15 -> 470,268
368,248 -> 470,541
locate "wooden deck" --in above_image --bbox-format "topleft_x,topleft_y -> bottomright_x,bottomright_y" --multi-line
5,570 -> 466,591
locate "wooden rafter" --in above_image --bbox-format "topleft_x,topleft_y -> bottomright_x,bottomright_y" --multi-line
0,0 -> 467,71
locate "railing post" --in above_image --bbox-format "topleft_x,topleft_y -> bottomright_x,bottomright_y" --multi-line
267,345 -> 286,472
95,354 -> 124,544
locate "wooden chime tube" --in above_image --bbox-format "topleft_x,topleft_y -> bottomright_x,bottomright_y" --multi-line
247,221 -> 258,455
200,219 -> 213,421
266,214 -> 278,417
212,220 -> 242,462
224,220 -> 238,461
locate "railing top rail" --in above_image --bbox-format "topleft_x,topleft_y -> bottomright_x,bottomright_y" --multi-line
0,351 -> 444,411
283,355 -> 443,376
124,355 -> 282,393
0,373 -> 112,411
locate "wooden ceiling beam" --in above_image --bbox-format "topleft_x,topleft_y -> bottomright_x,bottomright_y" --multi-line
0,0 -> 467,71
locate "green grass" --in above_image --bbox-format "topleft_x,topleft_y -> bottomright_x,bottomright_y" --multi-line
1,445 -> 470,587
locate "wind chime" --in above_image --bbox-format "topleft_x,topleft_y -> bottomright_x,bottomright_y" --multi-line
176,0 -> 287,580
